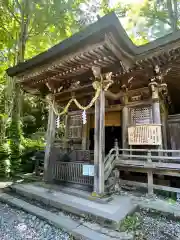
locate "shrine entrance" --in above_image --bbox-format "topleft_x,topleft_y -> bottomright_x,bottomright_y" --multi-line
89,126 -> 122,155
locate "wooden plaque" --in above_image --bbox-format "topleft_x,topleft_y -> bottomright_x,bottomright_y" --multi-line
128,124 -> 162,145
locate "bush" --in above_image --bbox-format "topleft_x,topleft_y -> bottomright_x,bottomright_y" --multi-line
0,143 -> 10,178
21,138 -> 45,173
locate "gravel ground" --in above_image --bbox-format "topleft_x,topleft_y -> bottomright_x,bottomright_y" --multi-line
4,188 -> 180,240
136,210 -> 180,240
0,202 -> 73,240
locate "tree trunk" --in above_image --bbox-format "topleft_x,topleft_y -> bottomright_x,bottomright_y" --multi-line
167,0 -> 178,32
9,0 -> 31,175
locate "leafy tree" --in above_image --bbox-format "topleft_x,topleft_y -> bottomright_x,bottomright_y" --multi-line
0,0 -> 88,175
120,0 -> 180,44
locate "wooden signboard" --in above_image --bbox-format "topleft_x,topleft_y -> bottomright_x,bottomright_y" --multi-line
128,124 -> 162,145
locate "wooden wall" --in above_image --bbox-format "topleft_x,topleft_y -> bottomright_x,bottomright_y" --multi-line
168,114 -> 180,150
90,111 -> 121,128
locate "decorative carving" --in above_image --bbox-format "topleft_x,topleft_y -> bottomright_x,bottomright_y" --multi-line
70,80 -> 80,89
92,66 -> 101,78
149,65 -> 170,101
131,95 -> 142,102
106,168 -> 121,193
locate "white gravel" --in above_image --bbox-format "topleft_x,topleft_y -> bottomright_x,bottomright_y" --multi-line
136,209 -> 180,240
0,202 -> 73,240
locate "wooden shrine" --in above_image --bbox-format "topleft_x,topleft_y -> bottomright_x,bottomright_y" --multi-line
6,12 -> 180,195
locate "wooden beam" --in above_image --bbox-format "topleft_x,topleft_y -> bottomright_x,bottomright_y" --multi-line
44,104 -> 56,182
121,180 -> 180,194
119,166 -> 180,177
55,84 -> 92,97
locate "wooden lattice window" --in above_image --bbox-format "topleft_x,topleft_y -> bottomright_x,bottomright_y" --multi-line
130,106 -> 153,125
68,114 -> 82,139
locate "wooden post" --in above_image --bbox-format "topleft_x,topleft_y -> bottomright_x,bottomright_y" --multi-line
152,101 -> 161,124
93,90 -> 105,195
94,96 -> 100,193
147,150 -> 153,195
98,90 -> 105,194
44,104 -> 56,182
151,85 -> 162,150
161,102 -> 168,149
122,94 -> 129,150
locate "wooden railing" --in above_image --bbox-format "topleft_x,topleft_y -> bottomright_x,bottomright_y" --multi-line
115,148 -> 180,195
117,148 -> 180,164
53,161 -> 94,186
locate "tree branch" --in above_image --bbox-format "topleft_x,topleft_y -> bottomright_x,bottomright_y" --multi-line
3,0 -> 21,24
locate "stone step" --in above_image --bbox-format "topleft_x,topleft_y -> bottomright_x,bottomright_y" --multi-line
0,192 -> 127,240
10,183 -> 137,229
33,182 -> 113,204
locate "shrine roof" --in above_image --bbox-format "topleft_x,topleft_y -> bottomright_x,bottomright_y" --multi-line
6,11 -> 180,79
6,12 -> 180,112
7,12 -> 135,77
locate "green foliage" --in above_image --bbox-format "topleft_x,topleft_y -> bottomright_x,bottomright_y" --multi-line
120,214 -> 142,232
9,116 -> 22,175
21,138 -> 45,173
120,0 -> 180,44
0,143 -> 10,178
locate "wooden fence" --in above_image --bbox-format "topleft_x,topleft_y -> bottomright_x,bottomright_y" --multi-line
35,147 -> 180,195
52,161 -> 94,186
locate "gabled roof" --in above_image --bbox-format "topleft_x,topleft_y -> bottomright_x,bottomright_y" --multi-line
6,11 -> 180,103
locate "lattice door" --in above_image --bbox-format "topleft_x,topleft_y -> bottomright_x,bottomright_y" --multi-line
68,114 -> 82,139
130,106 -> 153,125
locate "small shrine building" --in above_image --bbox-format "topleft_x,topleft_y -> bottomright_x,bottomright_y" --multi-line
6,12 -> 180,195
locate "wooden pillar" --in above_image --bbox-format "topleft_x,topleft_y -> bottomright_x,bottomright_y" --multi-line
94,96 -> 100,193
151,85 -> 162,149
161,102 -> 168,149
147,151 -> 153,195
151,84 -> 161,125
99,90 -> 105,194
94,90 -> 105,195
152,101 -> 161,124
44,104 -> 56,182
122,94 -> 129,150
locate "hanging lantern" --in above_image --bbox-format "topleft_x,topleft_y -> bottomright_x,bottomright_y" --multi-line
82,110 -> 87,125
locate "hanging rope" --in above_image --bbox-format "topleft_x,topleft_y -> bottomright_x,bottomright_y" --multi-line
47,78 -> 113,116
